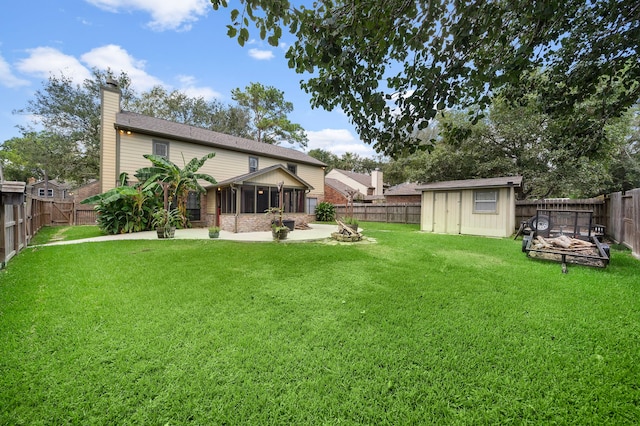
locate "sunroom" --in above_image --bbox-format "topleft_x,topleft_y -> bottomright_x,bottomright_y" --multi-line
209,164 -> 315,233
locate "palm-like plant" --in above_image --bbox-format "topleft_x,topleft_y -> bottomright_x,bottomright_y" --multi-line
135,153 -> 217,226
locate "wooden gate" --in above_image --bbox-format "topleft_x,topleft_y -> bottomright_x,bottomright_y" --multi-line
51,201 -> 74,224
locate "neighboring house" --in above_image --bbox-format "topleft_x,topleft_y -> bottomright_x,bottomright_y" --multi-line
99,80 -> 326,232
384,182 -> 422,204
27,179 -> 71,200
324,168 -> 385,205
418,176 -> 523,238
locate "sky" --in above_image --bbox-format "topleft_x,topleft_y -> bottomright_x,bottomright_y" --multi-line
0,0 -> 378,158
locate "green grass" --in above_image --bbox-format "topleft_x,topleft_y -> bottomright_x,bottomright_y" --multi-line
2,222 -> 639,424
28,225 -> 104,245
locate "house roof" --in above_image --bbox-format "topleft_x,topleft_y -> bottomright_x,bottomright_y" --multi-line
27,179 -> 71,189
385,182 -> 422,196
325,177 -> 360,197
417,176 -> 523,191
331,169 -> 373,188
115,111 -> 326,168
214,164 -> 314,190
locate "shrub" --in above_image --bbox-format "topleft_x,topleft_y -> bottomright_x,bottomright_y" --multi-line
315,201 -> 336,222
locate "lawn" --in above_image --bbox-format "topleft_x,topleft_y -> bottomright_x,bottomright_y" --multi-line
2,222 -> 639,424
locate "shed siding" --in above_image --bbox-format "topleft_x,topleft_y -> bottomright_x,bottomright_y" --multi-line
421,187 -> 516,237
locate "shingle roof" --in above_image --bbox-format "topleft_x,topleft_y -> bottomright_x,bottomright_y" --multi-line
325,177 -> 357,197
332,169 -> 373,188
385,182 -> 422,196
215,164 -> 314,190
417,176 -> 523,191
115,111 -> 326,167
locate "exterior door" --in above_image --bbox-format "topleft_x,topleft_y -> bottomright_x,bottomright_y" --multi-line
433,191 -> 461,234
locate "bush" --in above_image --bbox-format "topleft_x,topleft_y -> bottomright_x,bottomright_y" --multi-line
315,201 -> 336,222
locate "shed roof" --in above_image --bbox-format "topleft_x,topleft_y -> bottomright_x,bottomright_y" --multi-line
417,176 -> 523,191
115,111 -> 326,168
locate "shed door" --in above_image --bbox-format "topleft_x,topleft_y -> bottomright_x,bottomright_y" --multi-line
433,191 -> 461,234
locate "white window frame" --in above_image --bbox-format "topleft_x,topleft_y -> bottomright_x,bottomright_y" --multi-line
38,188 -> 54,197
474,190 -> 498,213
153,140 -> 170,158
249,156 -> 259,173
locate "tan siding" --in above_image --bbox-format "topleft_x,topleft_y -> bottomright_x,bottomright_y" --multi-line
100,89 -> 120,192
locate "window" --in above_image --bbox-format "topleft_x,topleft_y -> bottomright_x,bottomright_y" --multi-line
474,190 -> 498,213
186,191 -> 201,221
249,156 -> 258,173
241,186 -> 255,213
287,163 -> 297,175
38,188 -> 54,197
153,140 -> 169,158
307,198 -> 318,215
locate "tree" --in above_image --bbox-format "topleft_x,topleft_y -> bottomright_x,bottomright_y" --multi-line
307,148 -> 338,173
231,82 -> 308,148
135,153 -> 218,226
128,86 -> 252,138
12,69 -> 134,183
212,0 -> 639,157
0,131 -> 76,183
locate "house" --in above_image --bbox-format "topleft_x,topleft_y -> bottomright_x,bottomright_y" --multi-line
99,80 -> 326,232
324,168 -> 385,205
384,182 -> 422,204
27,179 -> 71,200
418,176 -> 523,238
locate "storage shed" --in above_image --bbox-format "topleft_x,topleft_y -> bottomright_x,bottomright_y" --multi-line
418,176 -> 523,238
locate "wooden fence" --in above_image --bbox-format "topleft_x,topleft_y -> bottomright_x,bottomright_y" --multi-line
0,203 -> 28,267
335,203 -> 422,224
27,196 -> 97,240
607,189 -> 640,258
515,198 -> 608,227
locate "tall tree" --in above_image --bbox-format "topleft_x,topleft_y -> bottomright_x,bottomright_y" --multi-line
212,0 -> 639,157
12,69 -> 134,183
231,82 -> 308,148
0,131 -> 75,183
128,86 -> 252,138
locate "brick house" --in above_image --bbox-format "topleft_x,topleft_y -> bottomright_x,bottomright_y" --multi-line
99,80 -> 326,233
384,182 -> 422,204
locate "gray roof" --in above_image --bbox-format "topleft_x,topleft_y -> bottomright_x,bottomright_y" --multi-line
215,164 -> 314,190
417,176 -> 523,191
332,169 -> 373,188
325,177 -> 357,197
385,182 -> 422,196
115,111 -> 326,167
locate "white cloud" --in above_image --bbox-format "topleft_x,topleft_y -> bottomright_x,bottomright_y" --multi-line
248,48 -> 275,60
81,44 -> 162,91
16,47 -> 92,84
305,129 -> 375,156
176,75 -> 221,100
85,0 -> 209,31
0,53 -> 30,88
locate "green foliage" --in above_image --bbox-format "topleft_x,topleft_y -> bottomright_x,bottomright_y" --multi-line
136,153 -> 217,226
212,0 -> 639,157
83,185 -> 156,235
314,201 -> 335,222
11,69 -> 134,183
231,82 -> 308,148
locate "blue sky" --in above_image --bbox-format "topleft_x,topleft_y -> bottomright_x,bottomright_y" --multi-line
0,0 -> 377,157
